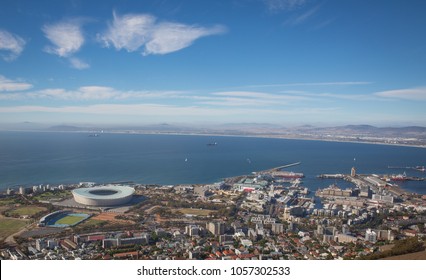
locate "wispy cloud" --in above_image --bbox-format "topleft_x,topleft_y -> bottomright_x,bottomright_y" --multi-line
42,19 -> 85,57
293,92 -> 382,102
0,29 -> 26,61
99,11 -> 226,56
0,85 -> 187,101
374,87 -> 426,101
0,75 -> 33,92
284,5 -> 320,26
0,103 -> 337,123
264,0 -> 307,12
203,91 -> 310,106
98,12 -> 155,52
69,57 -> 90,70
42,19 -> 90,69
230,81 -> 372,90
143,22 -> 226,55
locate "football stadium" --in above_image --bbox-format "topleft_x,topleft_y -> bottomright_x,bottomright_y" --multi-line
72,185 -> 135,207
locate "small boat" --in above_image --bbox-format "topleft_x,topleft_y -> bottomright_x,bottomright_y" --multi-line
207,142 -> 218,146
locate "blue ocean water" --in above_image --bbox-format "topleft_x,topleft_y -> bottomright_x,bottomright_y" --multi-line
0,131 -> 425,194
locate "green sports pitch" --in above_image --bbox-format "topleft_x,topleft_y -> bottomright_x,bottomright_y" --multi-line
55,215 -> 85,225
52,213 -> 91,227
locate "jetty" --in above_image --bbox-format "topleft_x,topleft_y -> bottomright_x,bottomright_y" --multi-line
256,162 -> 301,174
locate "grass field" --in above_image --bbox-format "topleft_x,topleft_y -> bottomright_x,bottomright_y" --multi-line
33,190 -> 71,201
0,199 -> 17,206
8,206 -> 46,217
0,218 -> 28,240
55,215 -> 86,226
77,218 -> 107,229
175,208 -> 216,216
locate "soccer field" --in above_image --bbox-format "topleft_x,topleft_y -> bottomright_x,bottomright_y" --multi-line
54,215 -> 87,226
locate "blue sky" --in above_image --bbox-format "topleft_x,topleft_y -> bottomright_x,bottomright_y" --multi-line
1,0 -> 425,126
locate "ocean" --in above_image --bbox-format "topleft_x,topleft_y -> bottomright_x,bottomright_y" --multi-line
0,131 -> 425,194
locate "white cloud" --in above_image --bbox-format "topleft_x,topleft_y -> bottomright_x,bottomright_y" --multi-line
42,20 -> 85,57
99,12 -> 226,56
204,91 -> 310,106
212,91 -> 307,100
99,12 -> 156,52
241,81 -> 372,89
32,86 -> 122,100
374,87 -> 426,101
69,57 -> 90,69
0,103 -> 335,121
5,85 -> 186,101
0,29 -> 26,61
143,22 -> 226,55
0,75 -> 33,92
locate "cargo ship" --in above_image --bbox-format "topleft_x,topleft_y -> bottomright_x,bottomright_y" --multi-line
390,172 -> 407,181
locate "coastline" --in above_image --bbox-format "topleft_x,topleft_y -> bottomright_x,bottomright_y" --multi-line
1,130 -> 425,195
3,129 -> 425,149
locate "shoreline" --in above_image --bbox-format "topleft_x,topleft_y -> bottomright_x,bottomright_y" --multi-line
1,130 -> 425,195
2,129 -> 426,149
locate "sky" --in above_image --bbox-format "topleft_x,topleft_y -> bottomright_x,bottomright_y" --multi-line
0,0 -> 426,127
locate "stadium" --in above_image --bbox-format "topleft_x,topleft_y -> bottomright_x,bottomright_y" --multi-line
72,185 -> 135,207
39,210 -> 90,227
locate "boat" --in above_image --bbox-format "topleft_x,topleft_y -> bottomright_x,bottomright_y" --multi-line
391,172 -> 407,181
207,142 -> 218,146
415,166 -> 425,172
88,133 -> 99,137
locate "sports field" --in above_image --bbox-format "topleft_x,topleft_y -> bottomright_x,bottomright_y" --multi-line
55,215 -> 86,225
47,212 -> 91,227
9,206 -> 46,217
0,218 -> 28,240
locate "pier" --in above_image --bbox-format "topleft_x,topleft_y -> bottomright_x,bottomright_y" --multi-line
317,174 -> 345,179
256,162 -> 301,174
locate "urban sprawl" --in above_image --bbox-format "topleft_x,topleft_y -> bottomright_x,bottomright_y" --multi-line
1,164 -> 426,260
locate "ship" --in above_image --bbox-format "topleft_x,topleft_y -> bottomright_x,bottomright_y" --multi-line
391,172 -> 407,181
415,166 -> 425,172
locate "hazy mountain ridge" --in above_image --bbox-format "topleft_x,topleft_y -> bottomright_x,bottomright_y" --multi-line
1,122 -> 425,146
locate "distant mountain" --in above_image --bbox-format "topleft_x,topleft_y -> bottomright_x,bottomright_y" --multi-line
340,124 -> 377,130
48,125 -> 85,131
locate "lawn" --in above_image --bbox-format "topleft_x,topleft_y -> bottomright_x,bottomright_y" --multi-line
0,199 -> 17,206
55,215 -> 86,226
33,190 -> 71,201
8,206 -> 46,217
0,218 -> 28,240
175,208 -> 216,216
75,218 -> 108,230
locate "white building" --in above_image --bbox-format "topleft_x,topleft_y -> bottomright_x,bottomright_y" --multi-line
365,228 -> 377,243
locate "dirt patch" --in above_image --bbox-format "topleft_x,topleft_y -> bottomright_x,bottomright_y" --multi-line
92,212 -> 118,222
91,212 -> 134,225
382,249 -> 426,260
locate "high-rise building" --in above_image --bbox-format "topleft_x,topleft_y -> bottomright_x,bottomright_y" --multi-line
271,223 -> 284,234
206,222 -> 225,236
365,228 -> 377,243
351,167 -> 356,177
